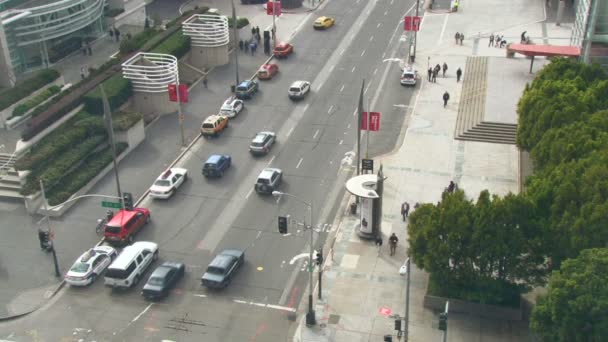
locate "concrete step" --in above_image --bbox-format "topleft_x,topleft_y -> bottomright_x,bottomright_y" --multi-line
478,121 -> 518,129
456,133 -> 517,145
0,173 -> 20,185
469,126 -> 517,135
464,130 -> 517,142
0,182 -> 21,190
0,188 -> 23,199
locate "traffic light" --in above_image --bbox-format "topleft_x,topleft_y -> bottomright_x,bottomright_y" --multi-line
438,312 -> 448,331
38,229 -> 49,249
278,216 -> 288,234
123,192 -> 133,211
394,319 -> 401,331
315,251 -> 323,265
383,335 -> 392,342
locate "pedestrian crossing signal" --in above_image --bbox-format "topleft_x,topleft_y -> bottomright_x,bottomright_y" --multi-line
438,312 -> 448,331
278,216 -> 288,234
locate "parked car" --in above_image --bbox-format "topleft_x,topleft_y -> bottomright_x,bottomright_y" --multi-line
201,249 -> 245,289
235,80 -> 259,99
104,241 -> 158,289
400,66 -> 418,86
104,208 -> 151,245
249,131 -> 276,155
288,80 -> 311,100
273,42 -> 294,58
201,115 -> 229,137
65,246 -> 118,286
257,64 -> 279,80
314,16 -> 335,29
255,168 -> 282,194
142,261 -> 185,300
219,97 -> 244,118
149,168 -> 188,199
202,154 -> 232,177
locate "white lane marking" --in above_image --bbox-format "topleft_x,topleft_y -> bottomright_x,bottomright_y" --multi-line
313,129 -> 319,139
347,123 -> 352,128
351,66 -> 356,73
296,158 -> 303,169
374,68 -> 378,75
438,14 -> 449,46
340,84 -> 345,92
382,52 -> 386,59
328,105 -> 334,114
245,188 -> 254,199
364,82 -> 371,94
267,155 -> 276,166
390,0 -> 394,4
384,11 -> 388,16
193,294 -> 207,298
276,196 -> 281,204
303,103 -> 309,112
329,64 -> 335,72
233,299 -> 296,313
377,23 -> 382,28
290,253 -> 311,264
339,139 -> 343,145
340,49 -> 345,56
369,35 -> 374,41
287,126 -> 294,138
361,50 -> 366,57
130,303 -> 153,325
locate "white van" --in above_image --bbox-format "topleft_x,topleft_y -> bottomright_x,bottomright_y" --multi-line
104,241 -> 158,289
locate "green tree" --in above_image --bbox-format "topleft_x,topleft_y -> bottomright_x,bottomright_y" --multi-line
530,248 -> 608,342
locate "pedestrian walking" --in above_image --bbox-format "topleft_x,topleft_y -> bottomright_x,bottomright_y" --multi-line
244,41 -> 249,53
81,41 -> 87,56
520,31 -> 527,43
459,33 -> 464,45
114,27 -> 121,42
256,26 -> 260,36
442,62 -> 448,77
389,233 -> 398,256
80,67 -> 86,80
239,39 -> 244,51
455,32 -> 460,44
495,35 -> 502,47
443,91 -> 450,107
108,28 -> 114,40
202,76 -> 208,88
427,67 -> 433,82
86,43 -> 92,56
489,33 -> 494,47
447,180 -> 456,193
432,69 -> 438,83
456,67 -> 462,82
401,202 -> 410,221
251,27 -> 256,36
250,41 -> 256,55
375,236 -> 383,255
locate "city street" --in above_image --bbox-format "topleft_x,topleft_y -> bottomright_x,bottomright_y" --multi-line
0,0 -> 418,340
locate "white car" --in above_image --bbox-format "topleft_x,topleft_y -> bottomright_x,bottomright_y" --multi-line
65,246 -> 118,286
400,67 -> 418,86
149,168 -> 188,199
288,81 -> 311,100
219,97 -> 244,118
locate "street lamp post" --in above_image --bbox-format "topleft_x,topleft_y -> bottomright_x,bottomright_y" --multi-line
272,191 -> 315,325
231,0 -> 240,87
39,180 -> 60,277
399,257 -> 411,341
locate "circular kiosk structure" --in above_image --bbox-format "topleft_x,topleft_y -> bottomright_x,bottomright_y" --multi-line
182,14 -> 230,69
345,172 -> 384,240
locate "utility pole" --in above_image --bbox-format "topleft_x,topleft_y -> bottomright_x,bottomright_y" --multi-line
39,180 -> 60,277
272,0 -> 277,48
101,86 -> 123,207
175,76 -> 185,146
317,249 -> 323,300
412,0 -> 420,63
356,80 -> 365,177
404,257 -> 411,341
231,0 -> 240,87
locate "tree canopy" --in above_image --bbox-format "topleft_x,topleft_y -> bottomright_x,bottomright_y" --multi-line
530,248 -> 608,342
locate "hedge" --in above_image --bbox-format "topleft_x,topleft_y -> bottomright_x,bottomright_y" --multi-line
119,29 -> 159,55
427,273 -> 523,308
21,135 -> 107,195
150,30 -> 191,59
228,17 -> 250,29
165,6 -> 209,29
15,112 -> 105,171
48,143 -> 128,206
11,85 -> 62,118
83,73 -> 133,115
113,111 -> 143,131
0,69 -> 60,111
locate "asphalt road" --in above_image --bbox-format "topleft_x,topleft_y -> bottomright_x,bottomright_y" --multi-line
0,0 -> 417,340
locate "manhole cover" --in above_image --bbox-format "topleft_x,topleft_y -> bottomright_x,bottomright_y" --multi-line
328,314 -> 340,324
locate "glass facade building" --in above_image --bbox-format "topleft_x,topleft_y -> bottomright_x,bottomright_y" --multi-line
571,0 -> 608,67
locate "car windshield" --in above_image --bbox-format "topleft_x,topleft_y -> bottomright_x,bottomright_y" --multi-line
403,73 -> 414,79
251,141 -> 263,147
276,46 -> 285,51
207,266 -> 225,275
148,276 -> 164,286
257,178 -> 270,185
154,179 -> 171,187
289,87 -> 300,92
204,163 -> 216,169
202,123 -> 214,129
105,225 -> 122,234
237,86 -> 248,91
70,262 -> 89,273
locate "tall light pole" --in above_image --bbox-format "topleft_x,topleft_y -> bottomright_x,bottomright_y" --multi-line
101,85 -> 124,206
399,257 -> 411,341
231,0 -> 240,88
272,191 -> 316,325
39,180 -> 60,277
411,0 -> 420,63
272,0 -> 277,48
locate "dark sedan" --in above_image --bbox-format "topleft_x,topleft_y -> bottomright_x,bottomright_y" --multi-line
201,249 -> 245,289
142,261 -> 185,300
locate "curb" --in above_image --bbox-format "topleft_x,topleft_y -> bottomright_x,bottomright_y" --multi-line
0,280 -> 66,322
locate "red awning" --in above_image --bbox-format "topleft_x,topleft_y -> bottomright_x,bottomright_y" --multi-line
508,44 -> 581,57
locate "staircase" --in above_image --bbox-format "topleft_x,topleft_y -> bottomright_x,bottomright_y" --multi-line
454,57 -> 518,145
0,153 -> 23,199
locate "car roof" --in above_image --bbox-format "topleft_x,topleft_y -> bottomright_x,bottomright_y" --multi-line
260,64 -> 275,70
290,80 -> 307,88
209,254 -> 236,269
150,264 -> 172,278
276,42 -> 289,48
205,115 -> 223,122
109,242 -> 157,269
238,80 -> 252,87
317,16 -> 328,20
253,132 -> 270,142
107,209 -> 137,226
205,154 -> 225,164
224,96 -> 237,104
259,168 -> 280,179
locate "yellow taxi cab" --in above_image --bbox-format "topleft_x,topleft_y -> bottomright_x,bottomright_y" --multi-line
201,115 -> 229,137
314,16 -> 335,30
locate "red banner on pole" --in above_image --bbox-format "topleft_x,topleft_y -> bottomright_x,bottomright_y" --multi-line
361,112 -> 381,131
168,84 -> 188,103
404,16 -> 421,31
266,1 -> 281,16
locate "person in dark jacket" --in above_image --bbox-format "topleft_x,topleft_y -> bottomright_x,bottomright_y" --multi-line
443,91 -> 450,107
456,68 -> 462,82
389,233 -> 399,256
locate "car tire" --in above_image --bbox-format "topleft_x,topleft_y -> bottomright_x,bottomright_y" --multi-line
128,234 -> 134,244
90,273 -> 97,284
146,215 -> 151,223
153,251 -> 159,261
133,275 -> 140,286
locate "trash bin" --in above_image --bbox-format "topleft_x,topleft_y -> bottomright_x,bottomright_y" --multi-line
350,202 -> 357,215
230,85 -> 236,93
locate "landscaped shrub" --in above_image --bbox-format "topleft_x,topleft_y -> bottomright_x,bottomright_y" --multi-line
228,17 -> 249,29
21,135 -> 107,195
113,111 -> 143,131
47,143 -> 128,206
11,85 -> 62,118
165,6 -> 209,29
15,112 -> 105,171
0,69 -> 60,111
119,29 -> 159,55
150,31 -> 191,59
105,8 -> 125,17
83,74 -> 133,115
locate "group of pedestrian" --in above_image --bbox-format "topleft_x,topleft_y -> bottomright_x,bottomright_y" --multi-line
251,26 -> 261,43
454,32 -> 464,45
489,33 -> 506,48
109,26 -> 121,42
81,41 -> 92,56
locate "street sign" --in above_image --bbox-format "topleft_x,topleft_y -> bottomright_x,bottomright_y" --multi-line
362,158 -> 374,172
404,16 -> 421,31
361,112 -> 381,131
101,201 -> 122,209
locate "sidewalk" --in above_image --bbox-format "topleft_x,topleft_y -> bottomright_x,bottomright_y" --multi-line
296,0 -> 571,341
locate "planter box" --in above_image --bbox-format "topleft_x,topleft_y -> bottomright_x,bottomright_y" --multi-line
25,118 -> 145,217
423,295 -> 523,321
0,77 -> 65,129
5,84 -> 71,130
